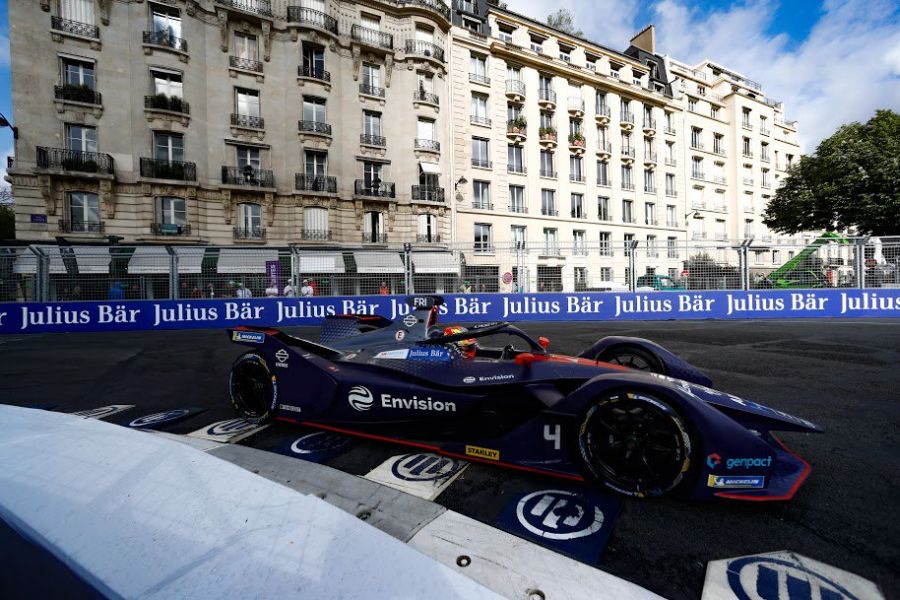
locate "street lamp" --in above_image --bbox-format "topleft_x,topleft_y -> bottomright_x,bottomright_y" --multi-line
0,112 -> 18,140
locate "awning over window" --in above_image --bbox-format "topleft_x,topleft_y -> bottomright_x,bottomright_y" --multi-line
73,247 -> 111,274
353,251 -> 405,274
12,246 -> 67,275
216,248 -> 279,274
127,247 -> 170,275
411,251 -> 460,274
298,252 -> 345,274
174,247 -> 206,275
419,162 -> 441,175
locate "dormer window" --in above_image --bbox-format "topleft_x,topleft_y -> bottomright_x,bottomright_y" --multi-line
558,43 -> 573,62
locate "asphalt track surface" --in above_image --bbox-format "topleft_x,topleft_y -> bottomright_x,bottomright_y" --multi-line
2,319 -> 899,599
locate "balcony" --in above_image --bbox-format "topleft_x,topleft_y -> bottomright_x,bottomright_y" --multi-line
416,234 -> 443,243
761,154 -> 771,163
595,104 -> 611,123
470,115 -> 491,127
596,141 -> 611,159
760,127 -> 771,136
539,129 -> 557,148
569,173 -> 585,183
298,120 -> 332,136
665,189 -> 678,198
568,134 -> 585,155
472,201 -> 493,210
665,157 -> 677,167
359,83 -> 385,98
298,65 -> 331,83
538,89 -> 557,109
622,182 -> 635,192
570,209 -> 586,219
51,16 -> 99,39
286,6 -> 338,34
151,222 -> 192,236
351,25 -> 393,50
507,164 -> 526,175
507,118 -> 526,142
221,165 -> 275,188
140,158 -> 197,181
59,220 -> 104,234
300,229 -> 333,241
405,40 -> 445,62
144,94 -> 189,115
644,151 -> 658,166
622,213 -> 636,222
620,111 -> 635,129
411,185 -> 445,202
567,97 -> 585,117
471,158 -> 492,169
713,147 -> 726,157
414,90 -> 439,105
742,122 -> 753,131
55,84 -> 101,105
713,175 -> 727,185
354,179 -> 395,198
230,55 -> 264,73
691,141 -> 705,151
743,151 -> 754,159
644,185 -> 657,194
363,232 -> 389,244
143,30 -> 187,52
597,177 -> 611,187
469,73 -> 490,86
216,0 -> 273,18
691,171 -> 705,180
541,208 -> 558,216
402,0 -> 451,20
234,227 -> 267,241
231,113 -> 264,129
621,146 -> 636,162
508,204 -> 527,214
506,80 -> 526,102
295,173 -> 337,193
642,118 -> 657,135
473,243 -> 495,254
664,126 -> 676,135
540,169 -> 556,179
36,147 -> 114,175
360,133 -> 386,147
415,139 -> 441,152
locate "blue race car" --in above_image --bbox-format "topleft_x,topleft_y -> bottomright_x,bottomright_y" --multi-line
227,296 -> 821,501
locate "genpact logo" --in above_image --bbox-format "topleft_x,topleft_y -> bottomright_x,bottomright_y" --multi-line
706,453 -> 722,469
348,385 -> 374,411
726,456 -> 773,470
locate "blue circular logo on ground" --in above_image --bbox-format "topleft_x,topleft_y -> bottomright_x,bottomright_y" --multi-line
390,453 -> 462,481
516,490 -> 604,541
289,431 -> 349,455
727,556 -> 860,600
129,409 -> 191,428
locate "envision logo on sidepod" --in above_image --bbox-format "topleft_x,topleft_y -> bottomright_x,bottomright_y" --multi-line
348,385 -> 374,411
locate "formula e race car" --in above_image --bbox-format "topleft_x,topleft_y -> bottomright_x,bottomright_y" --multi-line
227,296 -> 822,501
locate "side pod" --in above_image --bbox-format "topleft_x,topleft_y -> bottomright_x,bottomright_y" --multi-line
578,335 -> 713,387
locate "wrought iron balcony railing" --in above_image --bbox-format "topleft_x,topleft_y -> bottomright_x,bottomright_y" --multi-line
355,179 -> 395,198
300,229 -> 333,241
51,16 -> 99,39
55,84 -> 101,105
142,30 -> 187,52
216,0 -> 273,18
59,220 -> 104,233
286,7 -> 338,33
298,66 -> 331,82
221,165 -> 275,187
151,222 -> 192,236
413,90 -> 439,104
359,83 -> 385,97
405,40 -> 445,62
233,227 -> 267,240
506,80 -> 526,97
295,173 -> 337,193
144,94 -> 190,114
351,25 -> 393,50
402,0 -> 451,20
363,232 -> 389,244
414,139 -> 440,152
416,234 -> 442,243
470,115 -> 491,127
231,113 -> 264,129
411,185 -> 444,202
298,120 -> 332,136
230,55 -> 264,72
36,147 -> 114,174
140,158 -> 197,181
472,158 -> 492,168
469,73 -> 490,85
360,133 -> 386,147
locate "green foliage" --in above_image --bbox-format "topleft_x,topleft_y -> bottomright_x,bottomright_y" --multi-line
546,8 -> 583,37
507,116 -> 527,130
763,109 -> 900,235
0,205 -> 14,240
538,126 -> 556,137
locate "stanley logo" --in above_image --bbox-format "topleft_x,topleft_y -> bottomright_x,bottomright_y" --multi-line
465,445 -> 500,461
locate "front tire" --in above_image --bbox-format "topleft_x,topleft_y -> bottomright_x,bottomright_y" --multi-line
229,352 -> 276,424
598,344 -> 665,374
578,390 -> 693,498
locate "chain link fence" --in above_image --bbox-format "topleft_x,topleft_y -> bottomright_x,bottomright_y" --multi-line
1,236 -> 898,303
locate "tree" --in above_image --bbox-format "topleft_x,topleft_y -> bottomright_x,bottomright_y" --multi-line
763,109 -> 900,236
0,205 -> 14,240
546,8 -> 582,37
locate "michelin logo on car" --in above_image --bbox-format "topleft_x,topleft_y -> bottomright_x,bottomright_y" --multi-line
347,385 -> 456,412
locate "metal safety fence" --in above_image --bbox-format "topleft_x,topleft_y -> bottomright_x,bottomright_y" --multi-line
1,236 -> 898,303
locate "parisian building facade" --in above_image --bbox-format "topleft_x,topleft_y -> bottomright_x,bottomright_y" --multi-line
5,0 -> 802,292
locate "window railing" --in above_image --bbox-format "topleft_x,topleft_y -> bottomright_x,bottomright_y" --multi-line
144,94 -> 189,114
509,204 -> 527,213
351,25 -> 393,50
743,150 -> 754,158
230,56 -> 264,73
469,73 -> 490,85
713,147 -> 726,156
299,66 -> 331,82
743,177 -> 755,185
472,201 -> 493,210
414,90 -> 439,104
36,147 -> 114,174
55,84 -> 101,105
567,97 -> 585,112
598,141 -> 612,154
405,40 -> 445,62
301,229 -> 333,241
691,140 -> 705,150
507,164 -> 526,174
621,147 -> 636,158
360,133 -> 386,147
597,177 -> 611,187
666,189 -> 678,197
470,115 -> 491,126
231,113 -> 264,129
569,173 -> 585,183
644,185 -> 657,193
713,175 -> 727,184
539,89 -> 557,104
664,126 -> 676,135
286,7 -> 338,33
415,139 -> 441,152
665,157 -> 677,167
620,111 -> 634,124
143,30 -> 187,52
541,208 -> 558,216
216,0 -> 273,17
595,104 -> 611,118
506,80 -> 526,97
140,158 -> 197,181
644,151 -> 657,163
295,173 -> 337,193
473,243 -> 494,254
51,16 -> 99,39
298,120 -> 332,136
411,185 -> 445,202
234,227 -> 267,240
416,233 -> 443,243
363,232 -> 389,244
359,83 -> 385,97
691,171 -> 705,180
221,165 -> 274,187
472,158 -> 492,168
539,168 -> 556,178
59,220 -> 104,233
643,118 -> 657,130
354,179 -> 395,197
151,223 -> 191,236
622,182 -> 635,191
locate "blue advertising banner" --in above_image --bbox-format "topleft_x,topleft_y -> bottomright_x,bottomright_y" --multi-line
0,289 -> 898,334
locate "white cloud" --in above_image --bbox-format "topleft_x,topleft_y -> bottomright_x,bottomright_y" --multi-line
507,0 -> 900,151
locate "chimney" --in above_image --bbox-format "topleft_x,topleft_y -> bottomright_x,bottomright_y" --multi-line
630,24 -> 655,54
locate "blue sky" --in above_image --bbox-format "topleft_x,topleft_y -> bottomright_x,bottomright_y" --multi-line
1,0 -> 898,183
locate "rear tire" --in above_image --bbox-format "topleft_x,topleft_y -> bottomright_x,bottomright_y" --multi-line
578,390 -> 693,498
598,344 -> 665,374
229,352 -> 276,424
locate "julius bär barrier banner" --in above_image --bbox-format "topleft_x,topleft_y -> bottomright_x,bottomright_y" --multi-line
1,289 -> 899,334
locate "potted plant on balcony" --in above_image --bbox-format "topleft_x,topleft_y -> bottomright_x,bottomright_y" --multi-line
539,126 -> 557,142
507,116 -> 526,135
568,132 -> 586,147
60,83 -> 97,104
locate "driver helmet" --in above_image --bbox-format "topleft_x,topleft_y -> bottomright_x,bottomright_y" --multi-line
443,325 -> 477,354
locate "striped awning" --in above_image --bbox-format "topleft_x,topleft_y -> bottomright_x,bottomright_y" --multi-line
353,251 -> 405,274
12,246 -> 67,275
298,252 -> 345,274
411,251 -> 460,275
216,248 -> 279,274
